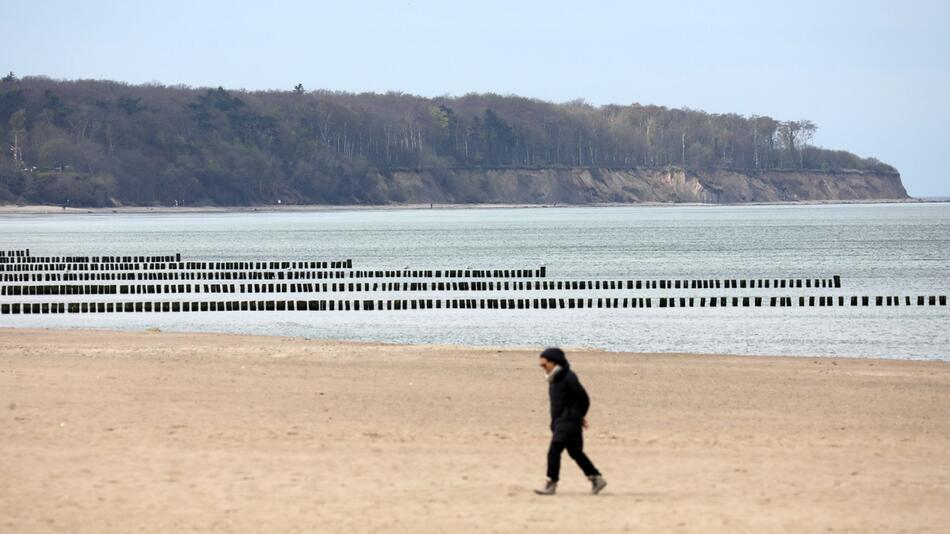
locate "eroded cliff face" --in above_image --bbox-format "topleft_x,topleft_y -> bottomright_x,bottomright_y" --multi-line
370,167 -> 908,204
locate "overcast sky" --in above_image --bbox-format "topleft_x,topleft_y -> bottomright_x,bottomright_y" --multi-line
3,0 -> 948,196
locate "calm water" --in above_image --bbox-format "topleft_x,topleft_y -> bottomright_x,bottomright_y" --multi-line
2,204 -> 949,360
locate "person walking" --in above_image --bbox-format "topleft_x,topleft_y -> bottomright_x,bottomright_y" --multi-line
535,347 -> 607,495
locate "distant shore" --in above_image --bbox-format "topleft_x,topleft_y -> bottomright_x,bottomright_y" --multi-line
0,197 -> 937,216
1,327 -> 948,532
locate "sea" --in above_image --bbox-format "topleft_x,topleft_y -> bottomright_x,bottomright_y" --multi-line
1,203 -> 949,361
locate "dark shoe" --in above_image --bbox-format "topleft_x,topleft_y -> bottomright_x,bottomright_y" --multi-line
534,479 -> 557,495
589,475 -> 607,495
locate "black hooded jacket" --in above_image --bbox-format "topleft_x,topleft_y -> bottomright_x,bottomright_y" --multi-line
544,352 -> 591,441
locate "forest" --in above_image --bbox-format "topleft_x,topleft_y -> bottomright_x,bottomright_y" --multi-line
0,73 -> 896,206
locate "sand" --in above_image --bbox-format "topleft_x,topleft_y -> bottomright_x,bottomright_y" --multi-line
1,328 -> 948,533
0,203 -> 547,215
0,198 -> 928,216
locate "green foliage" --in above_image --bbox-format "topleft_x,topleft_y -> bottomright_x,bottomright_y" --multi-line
0,76 -> 896,206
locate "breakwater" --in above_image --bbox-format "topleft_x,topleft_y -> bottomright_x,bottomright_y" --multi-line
2,249 -> 945,317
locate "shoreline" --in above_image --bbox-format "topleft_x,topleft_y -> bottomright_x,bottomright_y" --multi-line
2,327 -> 949,532
3,326 -> 946,363
0,197 -> 938,215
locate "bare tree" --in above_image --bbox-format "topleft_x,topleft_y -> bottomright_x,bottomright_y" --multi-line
8,109 -> 26,168
797,120 -> 817,168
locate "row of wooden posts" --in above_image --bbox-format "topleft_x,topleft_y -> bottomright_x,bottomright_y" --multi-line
1,269 -> 837,290
3,270 -> 360,282
0,251 -> 840,291
1,265 -> 547,280
0,276 -> 846,297
1,250 -> 539,279
0,253 -> 181,264
2,295 -> 947,315
2,259 -> 353,272
0,249 -> 31,258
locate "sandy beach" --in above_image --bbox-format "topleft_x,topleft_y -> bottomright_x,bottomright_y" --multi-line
1,328 -> 948,533
0,198 -> 931,216
0,203 -> 546,215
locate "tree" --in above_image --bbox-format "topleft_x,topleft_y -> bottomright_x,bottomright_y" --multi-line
428,105 -> 458,157
117,96 -> 143,115
1,71 -> 16,83
483,108 -> 515,164
0,76 -> 894,206
42,89 -> 71,127
8,109 -> 26,167
752,116 -> 778,169
777,120 -> 818,168
797,120 -> 817,168
777,121 -> 802,168
0,89 -> 25,122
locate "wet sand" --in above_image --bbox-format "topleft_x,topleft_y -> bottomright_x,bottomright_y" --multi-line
1,328 -> 948,533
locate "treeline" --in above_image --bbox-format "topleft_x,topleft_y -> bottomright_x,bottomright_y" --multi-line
0,73 -> 895,206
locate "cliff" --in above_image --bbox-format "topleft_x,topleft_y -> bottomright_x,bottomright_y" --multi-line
0,166 -> 908,207
1,77 -> 903,207
371,167 -> 909,204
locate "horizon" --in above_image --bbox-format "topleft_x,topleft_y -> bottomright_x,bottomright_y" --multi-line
3,0 -> 948,195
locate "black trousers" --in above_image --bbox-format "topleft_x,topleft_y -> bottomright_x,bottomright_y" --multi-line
547,431 -> 600,482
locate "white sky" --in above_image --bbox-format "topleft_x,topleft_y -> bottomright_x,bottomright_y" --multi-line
3,0 -> 948,196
